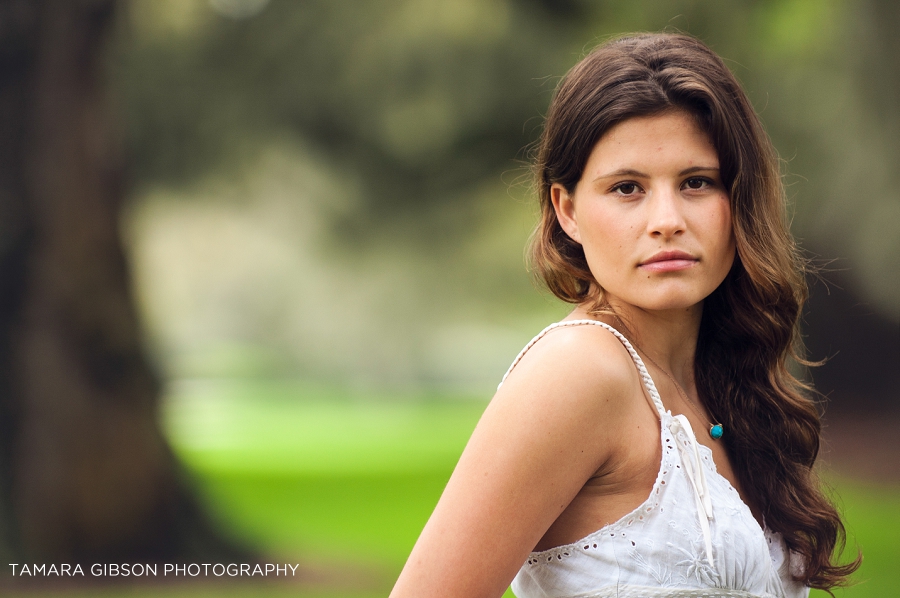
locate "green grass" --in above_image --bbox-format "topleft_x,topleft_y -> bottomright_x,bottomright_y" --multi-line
197,470 -> 452,569
167,379 -> 490,596
12,589 -> 384,598
809,481 -> 900,598
8,379 -> 897,597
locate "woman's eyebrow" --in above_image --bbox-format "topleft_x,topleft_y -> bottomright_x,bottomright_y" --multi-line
678,166 -> 720,176
593,168 -> 648,181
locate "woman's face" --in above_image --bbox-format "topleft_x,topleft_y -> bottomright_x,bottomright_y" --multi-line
551,110 -> 735,314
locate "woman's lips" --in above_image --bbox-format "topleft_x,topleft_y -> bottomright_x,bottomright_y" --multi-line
639,250 -> 698,272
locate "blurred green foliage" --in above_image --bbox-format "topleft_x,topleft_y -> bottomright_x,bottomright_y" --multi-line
116,0 -> 899,243
117,0 -> 578,225
115,0 -> 898,392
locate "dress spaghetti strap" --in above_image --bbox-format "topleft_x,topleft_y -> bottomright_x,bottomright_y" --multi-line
498,319 -> 666,416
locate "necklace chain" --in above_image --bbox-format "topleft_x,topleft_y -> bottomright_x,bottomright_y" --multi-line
636,346 -> 725,441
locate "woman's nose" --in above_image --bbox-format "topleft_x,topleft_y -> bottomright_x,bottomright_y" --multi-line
647,187 -> 686,238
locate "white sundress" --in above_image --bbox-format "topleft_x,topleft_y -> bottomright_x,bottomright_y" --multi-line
500,320 -> 809,598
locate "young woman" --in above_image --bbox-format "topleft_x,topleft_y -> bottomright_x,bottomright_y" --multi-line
390,33 -> 858,598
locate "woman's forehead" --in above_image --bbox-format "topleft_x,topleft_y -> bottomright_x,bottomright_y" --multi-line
584,112 -> 719,176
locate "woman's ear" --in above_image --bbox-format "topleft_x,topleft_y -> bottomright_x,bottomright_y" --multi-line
550,183 -> 581,243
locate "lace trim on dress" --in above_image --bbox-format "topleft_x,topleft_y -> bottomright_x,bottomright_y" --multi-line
523,424 -> 678,565
567,588 -> 775,598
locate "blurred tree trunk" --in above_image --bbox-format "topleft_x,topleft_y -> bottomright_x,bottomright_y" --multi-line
0,0 -> 235,564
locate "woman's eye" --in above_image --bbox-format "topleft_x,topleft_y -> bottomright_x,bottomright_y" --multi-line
684,177 -> 709,190
613,182 -> 639,195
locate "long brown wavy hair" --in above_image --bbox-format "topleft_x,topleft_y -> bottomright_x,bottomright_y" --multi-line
530,33 -> 859,590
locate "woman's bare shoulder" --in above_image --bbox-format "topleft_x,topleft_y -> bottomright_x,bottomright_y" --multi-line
484,322 -> 645,450
498,322 -> 640,408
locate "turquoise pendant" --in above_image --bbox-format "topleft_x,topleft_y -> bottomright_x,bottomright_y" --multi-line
710,424 -> 724,440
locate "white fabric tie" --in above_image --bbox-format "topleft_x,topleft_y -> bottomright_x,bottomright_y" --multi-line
670,414 -> 715,566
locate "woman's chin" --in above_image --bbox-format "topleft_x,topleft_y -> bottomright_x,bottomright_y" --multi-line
606,291 -> 708,315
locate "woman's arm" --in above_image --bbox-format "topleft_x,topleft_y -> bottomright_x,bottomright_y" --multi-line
390,325 -> 641,598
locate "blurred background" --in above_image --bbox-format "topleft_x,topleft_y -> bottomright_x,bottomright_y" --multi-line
0,0 -> 896,596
